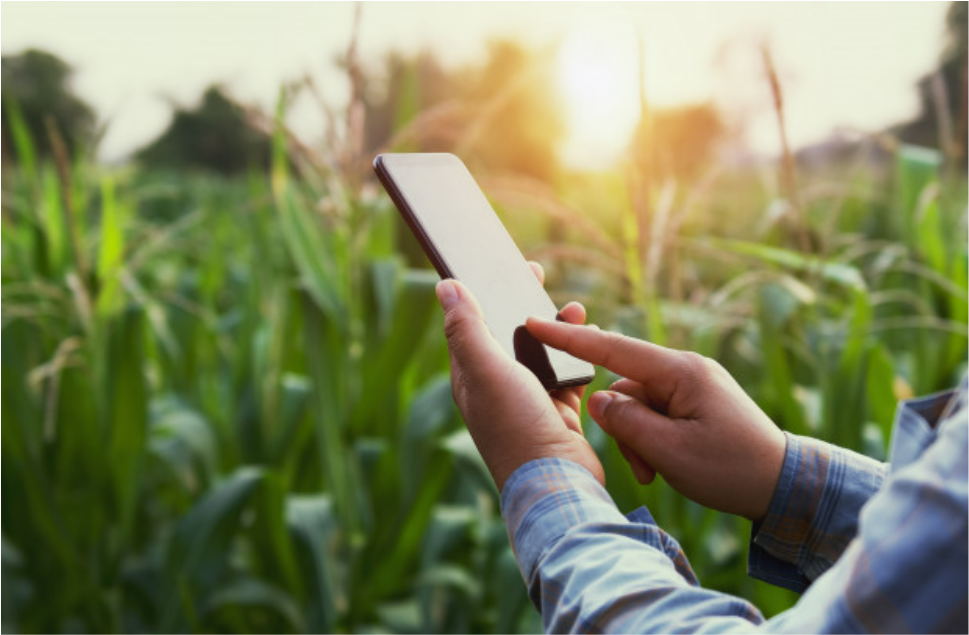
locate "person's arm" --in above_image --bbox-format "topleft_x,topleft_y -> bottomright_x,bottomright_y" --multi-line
501,391 -> 966,635
435,280 -> 966,633
432,275 -> 771,631
502,458 -> 767,634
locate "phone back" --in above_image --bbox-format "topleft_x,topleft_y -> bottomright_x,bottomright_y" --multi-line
374,153 -> 594,389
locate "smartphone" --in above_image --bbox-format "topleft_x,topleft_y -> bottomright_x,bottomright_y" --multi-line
373,153 -> 595,390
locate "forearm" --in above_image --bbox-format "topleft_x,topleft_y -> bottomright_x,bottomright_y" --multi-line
502,459 -> 765,633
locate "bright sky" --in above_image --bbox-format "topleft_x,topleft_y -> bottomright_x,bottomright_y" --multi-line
1,2 -> 952,169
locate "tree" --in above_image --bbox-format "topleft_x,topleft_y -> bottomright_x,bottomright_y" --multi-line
894,1 -> 967,165
136,85 -> 270,175
1,49 -> 97,164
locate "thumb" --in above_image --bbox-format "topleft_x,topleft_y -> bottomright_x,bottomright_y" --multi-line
588,390 -> 675,469
436,279 -> 503,363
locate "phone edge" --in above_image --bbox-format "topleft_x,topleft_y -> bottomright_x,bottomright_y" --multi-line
373,154 -> 455,280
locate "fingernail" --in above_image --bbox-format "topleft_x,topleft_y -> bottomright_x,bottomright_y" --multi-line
436,280 -> 459,311
526,316 -> 552,325
588,391 -> 615,419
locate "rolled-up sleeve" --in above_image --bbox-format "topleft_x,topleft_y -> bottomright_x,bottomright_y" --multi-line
748,432 -> 887,591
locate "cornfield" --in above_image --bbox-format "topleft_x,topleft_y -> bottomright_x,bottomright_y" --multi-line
3,45 -> 967,635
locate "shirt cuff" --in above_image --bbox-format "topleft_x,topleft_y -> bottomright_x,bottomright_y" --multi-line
748,432 -> 885,589
890,387 -> 962,471
500,458 -> 629,581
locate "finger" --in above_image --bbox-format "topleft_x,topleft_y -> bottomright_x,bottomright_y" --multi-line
605,382 -> 661,480
554,399 -> 583,435
552,382 -> 587,409
557,301 -> 586,326
526,318 -> 686,398
586,390 -> 677,472
617,441 -> 657,485
550,387 -> 582,413
610,378 -> 650,402
610,379 -> 667,415
609,381 -> 661,482
436,279 -> 506,365
527,261 -> 545,286
554,301 -> 588,406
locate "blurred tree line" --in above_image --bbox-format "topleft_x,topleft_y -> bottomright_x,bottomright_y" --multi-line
2,2 -> 966,177
894,1 -> 967,167
134,86 -> 272,175
1,49 -> 96,165
1,41 -> 569,181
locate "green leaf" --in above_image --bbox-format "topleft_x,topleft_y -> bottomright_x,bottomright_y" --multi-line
302,296 -> 361,535
713,239 -> 865,290
201,576 -> 305,633
173,467 -> 263,567
494,547 -> 529,633
250,471 -> 304,605
351,268 -> 440,438
441,429 -> 493,492
401,375 -> 456,501
1,539 -> 30,634
916,195 -> 946,274
896,144 -> 941,240
862,422 -> 888,462
757,284 -> 807,434
376,598 -> 424,634
422,505 -> 476,566
275,186 -> 346,326
827,289 -> 872,449
105,307 -> 148,553
149,397 -> 218,494
41,167 -> 67,275
866,345 -> 897,441
285,494 -> 340,633
270,373 -> 311,465
3,95 -> 38,189
271,88 -> 347,329
96,176 -> 125,316
161,468 -> 265,631
369,258 -> 400,337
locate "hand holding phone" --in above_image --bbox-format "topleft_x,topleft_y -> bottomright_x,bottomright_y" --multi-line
432,274 -> 604,491
374,153 -> 594,390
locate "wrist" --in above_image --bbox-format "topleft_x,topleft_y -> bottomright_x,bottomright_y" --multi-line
745,428 -> 789,521
488,438 -> 604,492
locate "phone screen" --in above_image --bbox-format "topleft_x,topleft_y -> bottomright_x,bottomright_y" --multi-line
374,153 -> 594,389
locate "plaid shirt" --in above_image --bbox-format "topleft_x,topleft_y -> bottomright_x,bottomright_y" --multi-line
501,383 -> 968,633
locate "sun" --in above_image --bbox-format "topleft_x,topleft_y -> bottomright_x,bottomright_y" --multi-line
556,30 -> 643,171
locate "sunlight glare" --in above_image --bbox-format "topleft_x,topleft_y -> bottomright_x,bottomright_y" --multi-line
557,31 -> 641,171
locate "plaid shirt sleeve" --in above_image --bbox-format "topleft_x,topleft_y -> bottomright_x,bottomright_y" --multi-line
501,458 -> 765,634
763,387 -> 968,633
500,386 -> 967,634
747,433 -> 887,592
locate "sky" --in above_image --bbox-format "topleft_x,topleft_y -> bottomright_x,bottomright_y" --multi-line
1,2 -> 953,169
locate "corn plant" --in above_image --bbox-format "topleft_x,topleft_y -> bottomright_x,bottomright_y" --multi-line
2,81 -> 542,632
